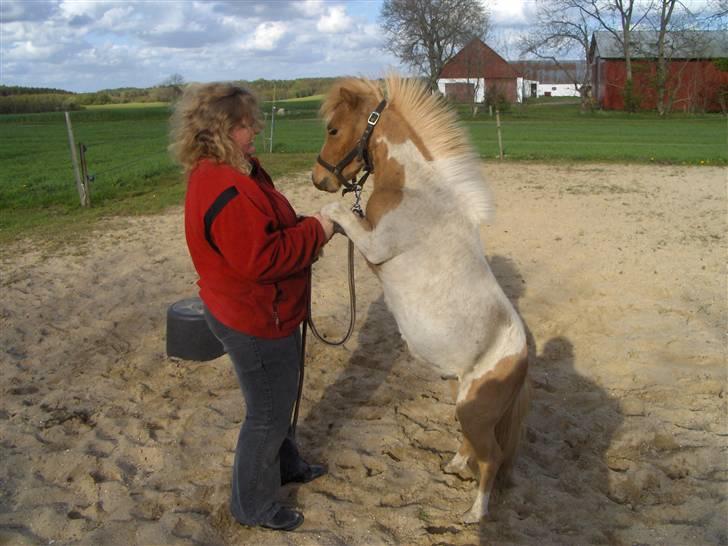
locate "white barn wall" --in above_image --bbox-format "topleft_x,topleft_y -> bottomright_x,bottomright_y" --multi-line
537,83 -> 580,97
441,77 -> 580,103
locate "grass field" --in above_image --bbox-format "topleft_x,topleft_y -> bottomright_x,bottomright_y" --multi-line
1,100 -> 725,244
84,102 -> 169,109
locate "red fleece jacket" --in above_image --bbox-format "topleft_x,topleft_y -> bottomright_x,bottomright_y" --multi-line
184,158 -> 326,338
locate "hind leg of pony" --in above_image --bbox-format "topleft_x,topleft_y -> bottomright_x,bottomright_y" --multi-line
463,428 -> 502,523
444,436 -> 476,479
456,350 -> 529,522
445,379 -> 477,479
456,376 -> 509,523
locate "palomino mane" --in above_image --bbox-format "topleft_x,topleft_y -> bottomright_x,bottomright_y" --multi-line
383,74 -> 472,159
320,77 -> 383,122
383,74 -> 494,225
322,74 -> 493,225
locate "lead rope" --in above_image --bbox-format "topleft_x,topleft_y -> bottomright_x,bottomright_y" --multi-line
291,194 -> 363,435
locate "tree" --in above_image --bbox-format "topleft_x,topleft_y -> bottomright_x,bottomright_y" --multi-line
705,0 -> 728,22
380,0 -> 490,91
524,0 -> 656,112
519,0 -> 598,112
162,73 -> 185,87
637,3 -> 709,114
654,1 -> 677,115
156,73 -> 185,102
579,0 -> 655,111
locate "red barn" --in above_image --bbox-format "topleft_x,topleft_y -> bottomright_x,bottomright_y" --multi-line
437,38 -> 519,104
589,30 -> 728,112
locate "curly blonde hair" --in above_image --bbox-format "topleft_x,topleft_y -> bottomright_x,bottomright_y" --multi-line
169,82 -> 263,174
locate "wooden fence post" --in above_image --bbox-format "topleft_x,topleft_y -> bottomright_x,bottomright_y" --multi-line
64,112 -> 89,207
269,85 -> 276,153
495,109 -> 504,160
78,143 -> 91,206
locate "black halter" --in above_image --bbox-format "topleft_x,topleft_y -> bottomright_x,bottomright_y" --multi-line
316,99 -> 387,195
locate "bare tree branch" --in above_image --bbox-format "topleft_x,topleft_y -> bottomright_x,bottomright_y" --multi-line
380,0 -> 490,90
519,0 -> 597,111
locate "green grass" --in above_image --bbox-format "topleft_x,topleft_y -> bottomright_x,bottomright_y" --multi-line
457,102 -> 726,163
467,115 -> 725,163
84,101 -> 169,109
261,98 -> 321,120
277,94 -> 324,103
1,100 -> 725,244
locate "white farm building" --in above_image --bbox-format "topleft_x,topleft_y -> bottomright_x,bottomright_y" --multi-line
510,61 -> 588,100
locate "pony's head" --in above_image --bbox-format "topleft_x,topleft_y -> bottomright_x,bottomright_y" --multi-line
312,78 -> 384,192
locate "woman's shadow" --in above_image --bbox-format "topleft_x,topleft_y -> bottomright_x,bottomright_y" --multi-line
483,255 -> 625,544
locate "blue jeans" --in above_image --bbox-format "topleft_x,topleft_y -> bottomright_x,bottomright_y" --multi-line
203,307 -> 309,525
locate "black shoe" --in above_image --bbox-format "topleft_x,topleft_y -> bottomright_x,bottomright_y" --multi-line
281,464 -> 327,485
259,507 -> 304,531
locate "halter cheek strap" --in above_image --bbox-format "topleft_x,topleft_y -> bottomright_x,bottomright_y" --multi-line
316,99 -> 387,195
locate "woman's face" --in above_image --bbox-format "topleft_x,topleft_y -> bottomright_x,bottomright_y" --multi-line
230,120 -> 260,157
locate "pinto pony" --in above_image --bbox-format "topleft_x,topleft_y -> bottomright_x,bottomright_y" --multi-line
312,75 -> 529,523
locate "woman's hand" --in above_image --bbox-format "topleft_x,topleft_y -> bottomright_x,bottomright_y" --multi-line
313,213 -> 335,241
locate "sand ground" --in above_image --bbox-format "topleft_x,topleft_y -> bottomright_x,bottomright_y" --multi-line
1,162 -> 726,545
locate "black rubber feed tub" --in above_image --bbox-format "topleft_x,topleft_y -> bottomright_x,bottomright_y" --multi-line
166,297 -> 225,361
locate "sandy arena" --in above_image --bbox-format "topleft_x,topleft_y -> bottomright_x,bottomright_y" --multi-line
1,162 -> 725,545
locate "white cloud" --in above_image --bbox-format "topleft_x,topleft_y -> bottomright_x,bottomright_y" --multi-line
5,40 -> 59,61
489,0 -> 530,24
246,21 -> 288,51
58,0 -> 110,20
317,6 -> 353,33
0,0 -> 405,92
295,0 -> 325,17
96,6 -> 137,31
1,21 -> 35,42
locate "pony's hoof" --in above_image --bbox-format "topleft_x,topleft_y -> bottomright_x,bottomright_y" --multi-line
462,508 -> 487,524
444,454 -> 472,480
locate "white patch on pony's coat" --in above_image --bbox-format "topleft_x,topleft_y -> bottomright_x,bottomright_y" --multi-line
457,319 -> 526,406
377,136 -> 494,227
365,137 -> 522,382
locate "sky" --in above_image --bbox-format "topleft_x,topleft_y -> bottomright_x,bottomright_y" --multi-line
0,0 -> 536,92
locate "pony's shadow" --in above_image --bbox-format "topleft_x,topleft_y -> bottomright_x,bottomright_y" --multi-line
298,294 -> 402,459
484,255 -> 625,543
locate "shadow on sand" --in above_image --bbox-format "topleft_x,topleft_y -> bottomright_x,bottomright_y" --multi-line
479,255 -> 625,544
297,293 -> 403,458
291,255 -> 625,544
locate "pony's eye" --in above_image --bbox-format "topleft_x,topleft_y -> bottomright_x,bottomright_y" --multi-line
328,128 -> 338,136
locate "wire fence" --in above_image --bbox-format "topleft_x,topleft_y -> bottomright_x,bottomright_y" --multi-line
88,150 -> 170,179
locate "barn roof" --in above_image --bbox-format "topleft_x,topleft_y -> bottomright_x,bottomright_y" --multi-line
590,30 -> 728,60
509,60 -> 587,84
440,38 -> 518,79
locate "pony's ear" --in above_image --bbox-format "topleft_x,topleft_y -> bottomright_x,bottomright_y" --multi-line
340,87 -> 360,109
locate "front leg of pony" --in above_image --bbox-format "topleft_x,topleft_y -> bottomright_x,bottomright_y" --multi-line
322,202 -> 398,265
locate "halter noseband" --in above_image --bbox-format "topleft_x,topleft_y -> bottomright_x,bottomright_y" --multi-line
316,99 -> 387,196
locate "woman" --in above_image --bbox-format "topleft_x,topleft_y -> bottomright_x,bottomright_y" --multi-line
170,83 -> 334,532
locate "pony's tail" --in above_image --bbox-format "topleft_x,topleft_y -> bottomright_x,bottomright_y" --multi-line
495,373 -> 531,487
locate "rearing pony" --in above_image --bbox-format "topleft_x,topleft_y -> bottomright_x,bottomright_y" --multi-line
312,75 -> 530,523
